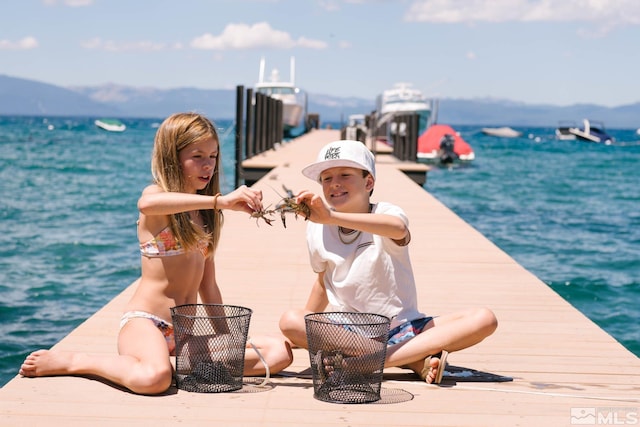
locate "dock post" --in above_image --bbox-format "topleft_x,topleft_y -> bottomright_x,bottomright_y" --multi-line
235,85 -> 244,188
254,93 -> 263,155
275,99 -> 283,143
390,113 -> 418,162
408,113 -> 418,161
245,88 -> 254,159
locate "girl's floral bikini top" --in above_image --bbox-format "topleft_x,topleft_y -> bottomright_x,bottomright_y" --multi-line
139,225 -> 208,258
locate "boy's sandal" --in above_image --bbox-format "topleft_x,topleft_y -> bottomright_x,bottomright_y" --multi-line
420,350 -> 449,384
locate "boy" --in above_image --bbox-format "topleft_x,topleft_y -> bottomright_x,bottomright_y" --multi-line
279,139 -> 497,384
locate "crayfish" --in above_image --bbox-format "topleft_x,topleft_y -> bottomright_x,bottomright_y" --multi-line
250,185 -> 311,228
250,207 -> 276,226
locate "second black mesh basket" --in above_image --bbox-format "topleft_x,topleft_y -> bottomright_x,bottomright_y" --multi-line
305,312 -> 390,404
171,304 -> 252,393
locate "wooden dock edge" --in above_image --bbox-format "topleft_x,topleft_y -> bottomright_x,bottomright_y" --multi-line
1,129 -> 638,427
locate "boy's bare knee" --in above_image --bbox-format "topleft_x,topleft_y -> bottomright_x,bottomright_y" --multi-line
278,309 -> 300,335
278,309 -> 308,348
476,307 -> 498,335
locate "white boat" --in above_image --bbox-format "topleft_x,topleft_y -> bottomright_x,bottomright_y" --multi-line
481,127 -> 522,138
255,57 -> 306,135
342,114 -> 368,142
95,119 -> 126,132
555,121 -> 577,140
374,83 -> 433,141
567,119 -> 614,144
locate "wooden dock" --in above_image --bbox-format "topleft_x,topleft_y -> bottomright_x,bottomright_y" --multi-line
1,129 -> 638,427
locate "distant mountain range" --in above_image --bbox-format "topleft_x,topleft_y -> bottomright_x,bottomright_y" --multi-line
1,74 -> 639,129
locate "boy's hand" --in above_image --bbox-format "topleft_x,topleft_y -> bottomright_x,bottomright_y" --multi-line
296,190 -> 331,224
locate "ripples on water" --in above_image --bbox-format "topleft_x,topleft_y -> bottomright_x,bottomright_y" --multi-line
426,127 -> 640,358
0,117 -> 638,386
0,117 -> 150,386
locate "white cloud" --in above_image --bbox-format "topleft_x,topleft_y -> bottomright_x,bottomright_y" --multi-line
405,0 -> 640,33
42,0 -> 93,6
0,37 -> 39,50
320,0 -> 384,12
297,37 -> 329,49
64,0 -> 93,6
75,21 -> 327,54
80,38 -> 181,52
191,22 -> 294,50
190,22 -> 327,50
318,0 -> 342,12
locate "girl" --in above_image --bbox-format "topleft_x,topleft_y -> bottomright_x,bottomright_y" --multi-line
20,112 -> 293,394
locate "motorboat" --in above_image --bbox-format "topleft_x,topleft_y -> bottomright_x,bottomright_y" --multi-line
255,57 -> 306,136
417,124 -> 475,164
374,83 -> 433,143
95,119 -> 126,132
481,127 -> 522,138
555,121 -> 577,140
342,114 -> 368,142
567,119 -> 614,144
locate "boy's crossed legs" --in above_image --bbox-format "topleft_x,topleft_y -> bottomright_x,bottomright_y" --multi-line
280,307 -> 497,384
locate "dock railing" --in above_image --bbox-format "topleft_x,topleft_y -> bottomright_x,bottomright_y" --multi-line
234,85 -> 284,188
389,113 -> 419,162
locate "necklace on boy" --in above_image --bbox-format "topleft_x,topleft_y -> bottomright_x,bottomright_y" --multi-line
338,227 -> 361,244
337,204 -> 373,245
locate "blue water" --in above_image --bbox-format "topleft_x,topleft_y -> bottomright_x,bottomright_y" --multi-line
425,127 -> 640,359
0,117 -> 638,387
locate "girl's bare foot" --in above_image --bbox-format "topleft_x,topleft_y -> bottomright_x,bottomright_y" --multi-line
19,349 -> 83,377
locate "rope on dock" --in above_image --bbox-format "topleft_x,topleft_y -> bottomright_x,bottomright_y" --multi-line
248,337 -> 270,387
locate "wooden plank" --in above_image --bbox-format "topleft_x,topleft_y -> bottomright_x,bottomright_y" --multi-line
1,129 -> 638,427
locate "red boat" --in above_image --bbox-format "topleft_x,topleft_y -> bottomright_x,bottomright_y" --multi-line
417,124 -> 475,164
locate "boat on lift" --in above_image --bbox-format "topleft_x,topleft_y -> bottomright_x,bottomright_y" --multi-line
374,83 -> 433,143
567,119 -> 614,144
555,120 -> 577,140
255,57 -> 306,136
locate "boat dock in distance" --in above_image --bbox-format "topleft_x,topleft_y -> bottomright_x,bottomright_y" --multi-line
1,129 -> 638,426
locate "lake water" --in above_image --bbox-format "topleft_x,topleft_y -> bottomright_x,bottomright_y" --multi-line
0,116 -> 638,387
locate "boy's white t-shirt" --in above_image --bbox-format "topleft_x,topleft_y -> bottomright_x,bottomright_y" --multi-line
306,201 -> 424,329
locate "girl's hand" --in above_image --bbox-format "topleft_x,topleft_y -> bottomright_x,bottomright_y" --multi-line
218,185 -> 263,215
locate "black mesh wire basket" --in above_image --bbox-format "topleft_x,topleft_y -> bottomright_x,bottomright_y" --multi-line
305,312 -> 390,404
171,304 -> 252,393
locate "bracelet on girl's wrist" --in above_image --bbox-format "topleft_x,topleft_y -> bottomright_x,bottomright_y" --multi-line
213,193 -> 222,210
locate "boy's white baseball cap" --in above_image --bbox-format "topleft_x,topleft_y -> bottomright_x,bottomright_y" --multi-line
302,140 -> 376,182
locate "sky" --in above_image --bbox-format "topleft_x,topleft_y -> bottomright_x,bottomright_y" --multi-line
1,0 -> 639,107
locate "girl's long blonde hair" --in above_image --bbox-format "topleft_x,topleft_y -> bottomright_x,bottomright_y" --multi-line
150,112 -> 222,257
